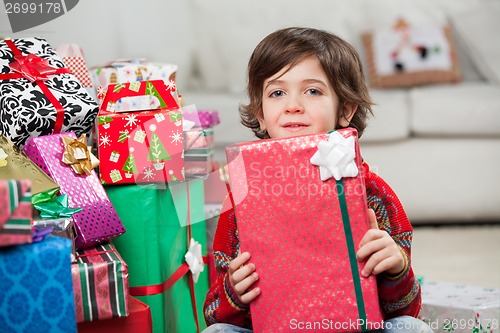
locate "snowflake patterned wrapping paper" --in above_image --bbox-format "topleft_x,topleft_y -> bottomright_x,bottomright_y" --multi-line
225,128 -> 383,333
0,37 -> 99,148
106,180 -> 209,333
0,179 -> 33,247
97,80 -> 184,184
419,281 -> 500,333
72,242 -> 129,323
0,236 -> 77,333
22,132 -> 125,249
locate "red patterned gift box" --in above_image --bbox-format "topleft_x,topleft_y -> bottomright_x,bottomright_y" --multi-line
97,80 -> 185,184
72,242 -> 129,323
56,43 -> 94,89
225,128 -> 384,333
0,37 -> 99,148
78,295 -> 152,333
23,132 -> 125,249
0,179 -> 33,247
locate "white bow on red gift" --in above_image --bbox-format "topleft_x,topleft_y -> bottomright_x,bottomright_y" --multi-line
310,131 -> 358,181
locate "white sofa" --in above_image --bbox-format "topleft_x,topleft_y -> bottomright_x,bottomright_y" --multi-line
1,0 -> 499,223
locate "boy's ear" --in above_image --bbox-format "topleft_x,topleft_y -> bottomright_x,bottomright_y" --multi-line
257,111 -> 266,131
339,103 -> 358,127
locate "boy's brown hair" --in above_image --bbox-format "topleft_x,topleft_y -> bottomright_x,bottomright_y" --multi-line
240,27 -> 373,139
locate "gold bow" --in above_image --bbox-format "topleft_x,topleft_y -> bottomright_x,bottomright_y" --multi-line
61,134 -> 99,176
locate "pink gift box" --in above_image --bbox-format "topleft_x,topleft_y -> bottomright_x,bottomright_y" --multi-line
182,109 -> 220,129
226,128 -> 384,332
23,132 -> 125,249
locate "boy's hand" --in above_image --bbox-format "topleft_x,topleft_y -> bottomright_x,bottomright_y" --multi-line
356,209 -> 405,277
228,252 -> 260,304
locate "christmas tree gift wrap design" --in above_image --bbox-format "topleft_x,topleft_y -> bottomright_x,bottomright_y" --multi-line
106,180 -> 209,333
22,132 -> 125,249
97,80 -> 184,185
0,236 -> 77,333
0,179 -> 33,247
0,136 -> 60,195
0,37 -> 99,148
225,128 -> 383,333
419,281 -> 500,333
91,60 -> 178,103
72,242 -> 129,323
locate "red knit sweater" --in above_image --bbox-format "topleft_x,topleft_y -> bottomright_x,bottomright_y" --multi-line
203,162 -> 422,328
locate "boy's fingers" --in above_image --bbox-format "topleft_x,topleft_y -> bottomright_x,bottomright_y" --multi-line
228,252 -> 251,274
240,287 -> 261,305
231,263 -> 255,284
234,271 -> 259,295
367,209 -> 378,230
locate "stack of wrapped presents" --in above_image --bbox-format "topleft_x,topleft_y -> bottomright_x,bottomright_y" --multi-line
0,37 -> 216,333
5,33 -> 495,333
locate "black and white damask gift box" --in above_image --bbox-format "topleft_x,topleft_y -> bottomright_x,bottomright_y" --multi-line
0,37 -> 98,147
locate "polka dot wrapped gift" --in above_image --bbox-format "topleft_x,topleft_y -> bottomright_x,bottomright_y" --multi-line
22,131 -> 125,250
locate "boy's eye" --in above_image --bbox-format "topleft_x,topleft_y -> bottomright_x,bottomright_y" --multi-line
270,90 -> 284,98
306,88 -> 321,95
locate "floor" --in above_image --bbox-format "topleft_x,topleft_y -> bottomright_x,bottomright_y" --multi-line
411,224 -> 500,289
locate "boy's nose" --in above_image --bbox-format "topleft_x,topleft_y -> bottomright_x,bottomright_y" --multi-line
284,96 -> 304,114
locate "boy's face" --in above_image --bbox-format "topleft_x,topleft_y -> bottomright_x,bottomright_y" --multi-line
258,55 -> 355,139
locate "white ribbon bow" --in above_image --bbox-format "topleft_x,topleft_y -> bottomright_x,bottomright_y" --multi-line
310,132 -> 358,181
184,238 -> 204,283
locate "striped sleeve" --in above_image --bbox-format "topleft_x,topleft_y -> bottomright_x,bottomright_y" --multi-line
203,193 -> 252,328
363,163 -> 422,319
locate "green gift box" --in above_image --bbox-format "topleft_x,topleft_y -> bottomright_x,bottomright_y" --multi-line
106,180 -> 208,333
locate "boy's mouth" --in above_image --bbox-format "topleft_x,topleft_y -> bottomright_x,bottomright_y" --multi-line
282,122 -> 309,131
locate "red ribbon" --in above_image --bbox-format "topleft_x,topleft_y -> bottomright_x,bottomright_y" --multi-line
0,39 -> 71,134
75,249 -> 116,259
129,182 -> 206,333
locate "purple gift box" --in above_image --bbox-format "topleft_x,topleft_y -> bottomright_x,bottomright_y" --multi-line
23,132 -> 125,249
183,109 -> 220,129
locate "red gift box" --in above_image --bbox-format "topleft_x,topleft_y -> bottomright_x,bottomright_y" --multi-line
225,128 -> 384,333
204,161 -> 229,204
77,296 -> 152,333
97,80 -> 185,184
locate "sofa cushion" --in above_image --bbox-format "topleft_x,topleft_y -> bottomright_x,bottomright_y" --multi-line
361,89 -> 410,142
361,21 -> 461,88
360,138 -> 500,222
448,1 -> 500,84
411,82 -> 500,136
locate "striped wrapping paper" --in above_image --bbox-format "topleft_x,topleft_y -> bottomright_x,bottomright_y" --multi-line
0,179 -> 33,247
71,242 -> 129,323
